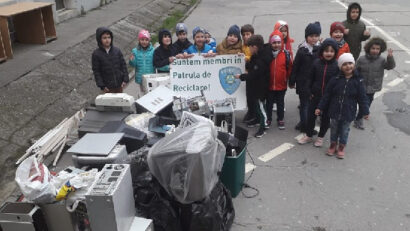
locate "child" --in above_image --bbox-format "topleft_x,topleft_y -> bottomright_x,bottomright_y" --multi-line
204,29 -> 217,51
265,30 -> 292,130
217,25 -> 243,55
183,27 -> 216,56
354,37 -> 395,129
235,35 -> 270,138
343,2 -> 371,60
129,29 -> 154,98
240,24 -> 256,123
273,20 -> 294,58
92,27 -> 129,93
298,38 -> 339,146
316,53 -> 369,159
289,21 -> 321,133
330,22 -> 350,59
153,29 -> 178,73
172,23 -> 192,54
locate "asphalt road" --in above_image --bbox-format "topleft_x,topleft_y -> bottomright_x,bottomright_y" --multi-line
180,0 -> 410,230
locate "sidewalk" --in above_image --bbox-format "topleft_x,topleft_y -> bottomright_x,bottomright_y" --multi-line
0,0 -> 196,201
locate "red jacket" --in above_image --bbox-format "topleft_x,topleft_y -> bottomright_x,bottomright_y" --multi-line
274,21 -> 294,59
268,30 -> 293,91
336,42 -> 350,59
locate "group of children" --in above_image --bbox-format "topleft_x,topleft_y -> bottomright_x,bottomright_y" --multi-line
91,2 -> 395,159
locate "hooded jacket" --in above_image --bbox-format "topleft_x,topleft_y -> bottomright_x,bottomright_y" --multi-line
153,29 -> 178,72
274,21 -> 294,59
343,2 -> 370,60
172,38 -> 193,54
184,43 -> 214,54
267,30 -> 293,91
306,38 -> 340,97
92,27 -> 129,90
356,37 -> 396,94
318,70 -> 369,122
216,38 -> 243,55
336,41 -> 350,59
129,43 -> 155,84
289,41 -> 320,96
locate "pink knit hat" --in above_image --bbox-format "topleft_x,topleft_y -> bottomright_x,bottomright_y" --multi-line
138,30 -> 151,40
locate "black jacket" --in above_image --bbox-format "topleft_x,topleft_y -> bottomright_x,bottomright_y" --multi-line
153,29 -> 178,72
289,43 -> 320,96
318,71 -> 369,122
239,48 -> 271,100
307,58 -> 339,97
172,39 -> 192,54
92,27 -> 129,90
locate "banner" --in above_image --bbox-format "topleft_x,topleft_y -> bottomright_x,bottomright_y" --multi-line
170,54 -> 246,110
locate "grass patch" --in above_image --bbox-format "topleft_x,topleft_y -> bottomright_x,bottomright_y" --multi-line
150,10 -> 184,44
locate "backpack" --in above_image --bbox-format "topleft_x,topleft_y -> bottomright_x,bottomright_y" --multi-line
284,49 -> 291,71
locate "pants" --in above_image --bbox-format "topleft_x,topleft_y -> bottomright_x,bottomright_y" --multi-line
255,99 -> 267,130
246,81 -> 256,119
298,94 -> 310,131
306,96 -> 330,137
266,90 -> 286,122
135,83 -> 143,99
330,119 -> 351,145
356,93 -> 374,120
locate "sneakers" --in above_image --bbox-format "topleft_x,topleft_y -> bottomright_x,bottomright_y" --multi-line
266,120 -> 272,129
254,128 -> 266,138
247,119 -> 259,128
278,120 -> 285,130
353,119 -> 365,130
314,137 -> 324,147
298,134 -> 313,144
326,142 -> 337,156
337,144 -> 345,159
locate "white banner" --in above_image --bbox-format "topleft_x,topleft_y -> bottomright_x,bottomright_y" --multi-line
170,54 -> 246,110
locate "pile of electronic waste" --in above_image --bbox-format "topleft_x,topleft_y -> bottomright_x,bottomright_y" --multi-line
2,84 -> 246,231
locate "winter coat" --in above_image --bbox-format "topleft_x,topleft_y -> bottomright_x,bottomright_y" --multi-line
92,27 -> 129,90
216,38 -> 243,55
172,39 -> 192,54
356,54 -> 395,94
274,21 -> 294,59
307,38 -> 340,97
207,38 -> 217,50
153,29 -> 178,73
242,44 -> 251,62
184,44 -> 214,54
343,3 -> 370,60
318,71 -> 369,122
239,48 -> 270,99
289,42 -> 320,97
129,44 -> 155,84
267,31 -> 293,91
336,41 -> 350,59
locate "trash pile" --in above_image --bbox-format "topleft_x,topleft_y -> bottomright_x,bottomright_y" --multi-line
2,84 -> 246,231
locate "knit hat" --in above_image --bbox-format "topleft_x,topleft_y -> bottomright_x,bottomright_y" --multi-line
138,29 -> 151,40
192,26 -> 205,39
338,53 -> 355,69
176,23 -> 188,34
330,22 -> 345,35
305,21 -> 321,38
320,38 -> 339,57
270,34 -> 281,43
227,25 -> 241,40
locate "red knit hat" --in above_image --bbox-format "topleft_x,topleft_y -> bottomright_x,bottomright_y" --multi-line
330,22 -> 345,35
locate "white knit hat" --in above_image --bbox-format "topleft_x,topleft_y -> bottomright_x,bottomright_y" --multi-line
338,53 -> 355,69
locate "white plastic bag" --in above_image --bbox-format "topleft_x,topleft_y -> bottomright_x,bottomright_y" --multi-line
15,156 -> 56,203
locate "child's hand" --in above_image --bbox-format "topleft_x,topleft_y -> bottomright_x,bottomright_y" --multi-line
130,54 -> 135,61
169,56 -> 175,63
185,53 -> 194,58
363,115 -> 370,120
237,52 -> 244,56
289,84 -> 295,89
344,28 -> 349,35
387,48 -> 393,57
203,52 -> 216,58
363,30 -> 370,36
121,82 -> 126,88
315,109 -> 321,116
234,74 -> 241,79
103,87 -> 110,93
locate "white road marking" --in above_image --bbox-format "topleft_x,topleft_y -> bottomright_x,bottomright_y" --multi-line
334,0 -> 410,57
387,78 -> 404,87
245,163 -> 257,173
405,61 -> 410,64
258,143 -> 295,162
374,88 -> 388,99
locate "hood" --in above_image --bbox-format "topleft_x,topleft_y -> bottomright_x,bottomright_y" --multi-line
347,2 -> 362,22
158,29 -> 172,46
269,30 -> 285,50
364,37 -> 386,55
319,38 -> 339,60
273,21 -> 294,43
96,27 -> 113,48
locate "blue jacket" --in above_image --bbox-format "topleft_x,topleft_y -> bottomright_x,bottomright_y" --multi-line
129,44 -> 155,84
184,44 -> 215,54
318,71 -> 369,122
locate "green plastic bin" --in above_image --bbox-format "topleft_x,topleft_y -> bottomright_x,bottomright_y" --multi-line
220,145 -> 246,197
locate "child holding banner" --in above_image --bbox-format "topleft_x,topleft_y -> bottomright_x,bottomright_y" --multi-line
153,29 -> 178,73
204,29 -> 217,51
216,25 -> 243,55
183,27 -> 216,56
235,35 -> 270,138
172,23 -> 192,54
